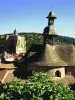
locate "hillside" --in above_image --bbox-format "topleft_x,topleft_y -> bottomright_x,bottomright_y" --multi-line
0,32 -> 75,52
19,32 -> 75,51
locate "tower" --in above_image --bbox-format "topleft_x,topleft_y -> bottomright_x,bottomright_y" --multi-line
16,35 -> 26,55
43,11 -> 57,45
5,30 -> 26,57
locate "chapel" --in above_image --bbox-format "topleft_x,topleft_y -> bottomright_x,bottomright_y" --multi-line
25,11 -> 75,78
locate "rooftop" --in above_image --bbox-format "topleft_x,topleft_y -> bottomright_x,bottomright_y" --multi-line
46,11 -> 57,19
0,63 -> 16,69
26,44 -> 75,67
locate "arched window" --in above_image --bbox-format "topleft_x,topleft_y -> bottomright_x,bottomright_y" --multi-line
55,70 -> 61,77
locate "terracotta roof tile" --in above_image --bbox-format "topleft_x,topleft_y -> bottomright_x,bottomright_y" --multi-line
0,63 -> 16,69
2,70 -> 15,83
0,69 -> 8,82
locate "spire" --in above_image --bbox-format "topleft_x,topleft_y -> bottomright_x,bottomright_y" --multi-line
46,11 -> 57,19
43,11 -> 57,45
14,29 -> 17,35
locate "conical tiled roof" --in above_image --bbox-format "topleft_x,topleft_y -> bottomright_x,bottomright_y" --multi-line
27,44 -> 75,67
43,26 -> 57,35
55,45 -> 75,66
43,11 -> 57,35
29,44 -> 66,66
46,11 -> 57,19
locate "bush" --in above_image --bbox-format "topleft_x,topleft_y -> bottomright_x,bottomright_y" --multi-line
0,72 -> 75,100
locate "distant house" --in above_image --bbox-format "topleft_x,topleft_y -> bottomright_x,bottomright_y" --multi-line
5,32 -> 26,56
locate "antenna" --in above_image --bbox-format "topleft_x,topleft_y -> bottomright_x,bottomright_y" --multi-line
51,4 -> 56,12
52,5 -> 54,11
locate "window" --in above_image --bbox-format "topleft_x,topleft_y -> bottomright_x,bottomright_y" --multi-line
50,20 -> 54,24
17,39 -> 20,46
55,70 -> 61,77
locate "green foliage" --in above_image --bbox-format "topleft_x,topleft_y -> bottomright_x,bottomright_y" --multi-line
0,72 -> 75,100
51,83 -> 74,100
18,33 -> 75,51
27,72 -> 55,100
56,35 -> 75,45
24,33 -> 43,51
0,33 -> 75,52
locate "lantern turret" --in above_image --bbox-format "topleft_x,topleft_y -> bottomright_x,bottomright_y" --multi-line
46,11 -> 57,26
43,11 -> 57,45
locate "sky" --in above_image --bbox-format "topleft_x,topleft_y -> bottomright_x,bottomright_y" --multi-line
0,0 -> 75,38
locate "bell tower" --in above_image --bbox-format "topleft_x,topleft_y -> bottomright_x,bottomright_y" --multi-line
43,11 -> 57,45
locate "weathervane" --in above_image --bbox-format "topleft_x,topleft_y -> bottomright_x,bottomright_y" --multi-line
52,5 -> 54,11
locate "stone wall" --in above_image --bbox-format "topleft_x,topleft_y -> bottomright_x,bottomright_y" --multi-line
28,65 -> 65,78
28,65 -> 50,72
48,67 -> 65,78
65,66 -> 75,77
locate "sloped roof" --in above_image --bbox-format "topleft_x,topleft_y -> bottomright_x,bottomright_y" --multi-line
55,45 -> 75,66
27,44 -> 75,67
0,69 -> 14,83
2,70 -> 14,83
0,63 -> 16,69
46,11 -> 57,19
43,26 -> 57,35
27,44 -> 67,67
0,69 -> 8,82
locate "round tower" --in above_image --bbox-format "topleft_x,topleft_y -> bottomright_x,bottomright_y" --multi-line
43,11 -> 57,45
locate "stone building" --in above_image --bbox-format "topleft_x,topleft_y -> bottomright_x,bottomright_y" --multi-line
25,11 -> 75,79
4,30 -> 26,60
